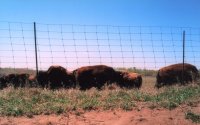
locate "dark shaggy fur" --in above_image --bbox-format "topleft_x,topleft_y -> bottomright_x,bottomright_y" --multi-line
37,71 -> 48,88
73,65 -> 117,90
0,75 -> 7,89
47,65 -> 74,89
5,73 -> 30,88
155,63 -> 199,88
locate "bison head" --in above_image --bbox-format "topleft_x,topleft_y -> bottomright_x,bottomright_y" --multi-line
155,71 -> 162,88
47,65 -> 69,89
28,74 -> 37,87
117,71 -> 142,89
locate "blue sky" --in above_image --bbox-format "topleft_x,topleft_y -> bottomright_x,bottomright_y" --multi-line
1,0 -> 200,27
0,0 -> 200,70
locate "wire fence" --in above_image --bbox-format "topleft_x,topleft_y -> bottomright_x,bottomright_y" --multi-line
0,21 -> 200,74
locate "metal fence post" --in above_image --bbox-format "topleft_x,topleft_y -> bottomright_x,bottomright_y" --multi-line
182,31 -> 185,84
34,22 -> 39,76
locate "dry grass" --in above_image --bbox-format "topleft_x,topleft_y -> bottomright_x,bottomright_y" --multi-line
0,68 -> 200,117
0,82 -> 199,116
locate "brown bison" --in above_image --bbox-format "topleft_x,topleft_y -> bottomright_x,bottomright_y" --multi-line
47,65 -> 74,89
65,71 -> 76,88
117,71 -> 142,89
36,66 -> 74,89
0,75 -> 7,89
155,63 -> 199,88
5,73 -> 30,88
73,65 -> 117,90
37,71 -> 48,88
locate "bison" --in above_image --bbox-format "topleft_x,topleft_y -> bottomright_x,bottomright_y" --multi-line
47,65 -> 74,89
27,74 -> 37,87
155,63 -> 199,88
5,73 -> 30,88
117,71 -> 142,89
65,71 -> 76,88
36,71 -> 48,88
17,73 -> 30,87
73,65 -> 117,90
0,75 -> 7,89
36,66 -> 74,89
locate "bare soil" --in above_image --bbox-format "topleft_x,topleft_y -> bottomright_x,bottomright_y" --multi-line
0,104 -> 199,125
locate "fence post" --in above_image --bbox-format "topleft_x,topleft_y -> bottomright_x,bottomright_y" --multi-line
182,30 -> 185,84
34,22 -> 39,76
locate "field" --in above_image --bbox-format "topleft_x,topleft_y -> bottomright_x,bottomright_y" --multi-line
0,68 -> 200,124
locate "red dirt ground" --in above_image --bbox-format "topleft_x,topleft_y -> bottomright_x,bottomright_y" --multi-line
0,104 -> 199,125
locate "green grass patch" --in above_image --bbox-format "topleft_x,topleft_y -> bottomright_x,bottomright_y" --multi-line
0,85 -> 199,116
185,111 -> 200,123
151,86 -> 200,109
105,90 -> 135,110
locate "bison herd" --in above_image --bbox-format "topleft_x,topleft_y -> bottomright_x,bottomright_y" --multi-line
0,63 -> 199,90
0,65 -> 142,90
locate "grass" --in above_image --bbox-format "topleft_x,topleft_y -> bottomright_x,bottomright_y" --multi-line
0,85 -> 199,116
185,111 -> 200,123
0,69 -> 200,116
104,90 -> 135,110
149,86 -> 200,109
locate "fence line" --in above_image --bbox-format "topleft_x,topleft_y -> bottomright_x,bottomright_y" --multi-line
0,21 -> 200,74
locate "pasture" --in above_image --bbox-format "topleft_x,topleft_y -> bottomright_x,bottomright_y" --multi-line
0,68 -> 200,124
0,76 -> 199,114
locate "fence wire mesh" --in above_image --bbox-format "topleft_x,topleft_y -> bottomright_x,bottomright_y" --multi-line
0,21 -> 200,73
